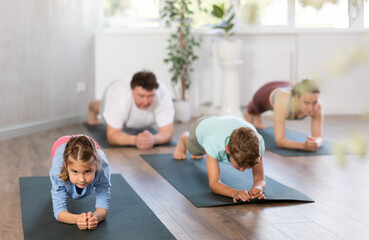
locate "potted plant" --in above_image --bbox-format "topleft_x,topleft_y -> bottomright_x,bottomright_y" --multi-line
209,3 -> 241,62
161,0 -> 201,122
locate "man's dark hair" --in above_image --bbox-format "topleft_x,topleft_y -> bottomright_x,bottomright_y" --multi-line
130,71 -> 159,91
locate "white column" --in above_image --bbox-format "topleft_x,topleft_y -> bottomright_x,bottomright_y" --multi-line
219,59 -> 244,119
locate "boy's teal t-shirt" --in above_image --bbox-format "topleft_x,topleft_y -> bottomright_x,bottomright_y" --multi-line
195,116 -> 265,164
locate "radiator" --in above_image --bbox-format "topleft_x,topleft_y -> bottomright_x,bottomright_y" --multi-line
211,46 -> 295,108
250,49 -> 294,93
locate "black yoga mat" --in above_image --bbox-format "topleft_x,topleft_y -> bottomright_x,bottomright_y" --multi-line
20,174 -> 175,240
257,127 -> 332,156
140,153 -> 313,207
83,123 -> 176,148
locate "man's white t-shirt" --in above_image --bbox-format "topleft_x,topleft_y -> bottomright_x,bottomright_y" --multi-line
102,79 -> 174,130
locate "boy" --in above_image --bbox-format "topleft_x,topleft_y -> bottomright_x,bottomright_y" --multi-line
174,115 -> 266,202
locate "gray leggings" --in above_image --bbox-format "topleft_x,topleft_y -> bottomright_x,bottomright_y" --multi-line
187,116 -> 209,156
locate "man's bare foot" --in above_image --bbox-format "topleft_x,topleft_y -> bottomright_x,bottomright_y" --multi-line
87,101 -> 101,125
191,155 -> 204,159
173,132 -> 189,160
87,116 -> 100,125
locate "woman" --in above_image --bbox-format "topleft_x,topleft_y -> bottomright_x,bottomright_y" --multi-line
246,79 -> 323,152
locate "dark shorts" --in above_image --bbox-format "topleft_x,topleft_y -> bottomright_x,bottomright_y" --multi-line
247,81 -> 292,114
187,116 -> 209,156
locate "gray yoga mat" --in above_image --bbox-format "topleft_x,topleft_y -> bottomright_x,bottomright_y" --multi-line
20,174 -> 175,240
83,123 -> 176,148
257,127 -> 332,156
140,153 -> 313,207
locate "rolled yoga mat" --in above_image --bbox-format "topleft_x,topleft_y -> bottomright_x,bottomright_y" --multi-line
140,153 -> 314,207
20,174 -> 175,240
257,127 -> 332,156
83,123 -> 176,148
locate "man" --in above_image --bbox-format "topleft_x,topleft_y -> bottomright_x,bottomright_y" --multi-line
88,71 -> 174,150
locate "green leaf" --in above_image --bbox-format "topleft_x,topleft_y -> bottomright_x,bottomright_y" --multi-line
212,5 -> 224,18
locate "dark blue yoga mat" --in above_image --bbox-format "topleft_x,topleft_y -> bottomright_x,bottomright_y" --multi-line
140,153 -> 313,207
257,127 -> 332,156
20,174 -> 175,240
83,123 -> 176,148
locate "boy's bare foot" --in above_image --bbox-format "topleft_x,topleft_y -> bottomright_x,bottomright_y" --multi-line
191,155 -> 203,159
173,143 -> 186,159
173,132 -> 189,160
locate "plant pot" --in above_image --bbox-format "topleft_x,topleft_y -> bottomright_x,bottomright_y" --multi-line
216,39 -> 242,62
174,100 -> 191,123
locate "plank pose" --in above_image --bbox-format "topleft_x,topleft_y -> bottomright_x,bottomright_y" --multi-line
246,79 -> 323,152
50,135 -> 111,230
174,115 -> 266,202
88,70 -> 174,150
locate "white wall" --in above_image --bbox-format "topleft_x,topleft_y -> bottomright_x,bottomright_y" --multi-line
0,0 -> 101,140
95,30 -> 369,116
297,32 -> 369,114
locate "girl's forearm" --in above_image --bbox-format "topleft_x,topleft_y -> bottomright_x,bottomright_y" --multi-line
57,210 -> 79,224
94,208 -> 108,222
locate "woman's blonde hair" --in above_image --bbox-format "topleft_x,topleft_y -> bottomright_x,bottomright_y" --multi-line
58,135 -> 100,182
292,79 -> 320,98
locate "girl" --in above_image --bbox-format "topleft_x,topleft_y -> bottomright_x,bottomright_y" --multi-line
49,135 -> 111,230
246,79 -> 323,152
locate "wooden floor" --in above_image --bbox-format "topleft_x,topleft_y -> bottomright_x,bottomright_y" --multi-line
1,115 -> 369,240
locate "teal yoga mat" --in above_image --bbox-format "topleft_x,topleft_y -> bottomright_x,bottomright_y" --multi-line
140,153 -> 314,207
83,123 -> 176,148
257,127 -> 332,156
20,174 -> 175,240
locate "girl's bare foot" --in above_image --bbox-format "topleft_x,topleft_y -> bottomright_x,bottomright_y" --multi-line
191,155 -> 204,159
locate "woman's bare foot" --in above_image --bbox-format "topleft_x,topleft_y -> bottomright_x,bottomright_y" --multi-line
254,115 -> 266,129
173,132 -> 189,160
254,123 -> 267,129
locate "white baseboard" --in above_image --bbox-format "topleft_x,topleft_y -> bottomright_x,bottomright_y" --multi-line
0,113 -> 87,141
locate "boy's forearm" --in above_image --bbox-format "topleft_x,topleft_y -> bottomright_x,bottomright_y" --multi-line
251,179 -> 266,191
210,181 -> 238,198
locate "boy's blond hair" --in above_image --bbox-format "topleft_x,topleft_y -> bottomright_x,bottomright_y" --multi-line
228,127 -> 261,168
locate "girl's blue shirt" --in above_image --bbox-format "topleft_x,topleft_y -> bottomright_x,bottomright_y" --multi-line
49,143 -> 111,220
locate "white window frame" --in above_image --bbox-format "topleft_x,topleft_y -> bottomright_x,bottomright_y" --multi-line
103,0 -> 369,33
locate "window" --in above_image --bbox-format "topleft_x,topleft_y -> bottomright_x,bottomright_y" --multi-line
104,0 -> 160,28
365,0 -> 369,28
295,0 -> 349,28
103,0 -> 367,30
239,0 -> 288,26
191,0 -> 230,28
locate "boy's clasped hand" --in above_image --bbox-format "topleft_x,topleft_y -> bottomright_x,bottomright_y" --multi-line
232,188 -> 265,203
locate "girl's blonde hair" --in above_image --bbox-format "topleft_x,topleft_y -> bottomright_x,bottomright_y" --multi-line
58,135 -> 100,182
